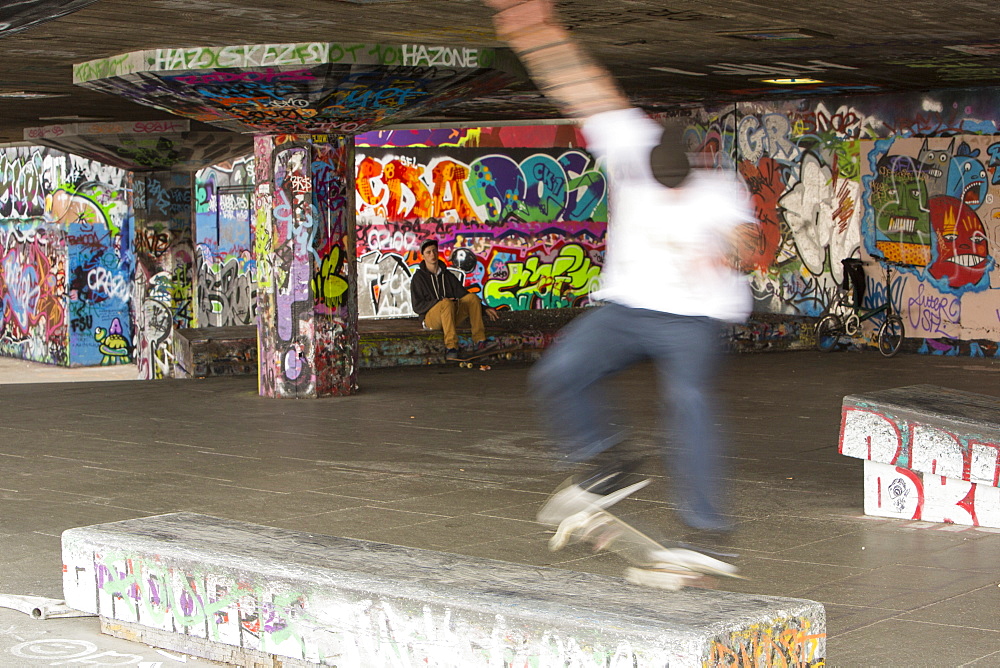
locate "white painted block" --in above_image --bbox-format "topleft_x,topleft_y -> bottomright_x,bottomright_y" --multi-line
841,386 -> 1000,487
840,407 -> 902,463
864,460 -> 922,520
863,460 -> 1000,528
912,424 -> 964,479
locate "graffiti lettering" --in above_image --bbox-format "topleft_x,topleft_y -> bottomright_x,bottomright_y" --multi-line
152,43 -> 332,72
196,248 -> 256,327
401,44 -> 480,68
2,250 -> 40,333
358,250 -> 413,317
87,266 -> 132,303
357,149 -> 606,226
313,245 -> 349,309
484,244 -> 600,310
708,619 -> 825,667
907,283 -> 960,336
0,150 -> 45,217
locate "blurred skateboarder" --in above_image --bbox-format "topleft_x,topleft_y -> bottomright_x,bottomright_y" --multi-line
483,0 -> 761,583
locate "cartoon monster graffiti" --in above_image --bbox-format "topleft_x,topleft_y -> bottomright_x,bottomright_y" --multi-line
927,195 -> 992,290
870,154 -> 931,265
946,142 -> 988,210
916,138 -> 951,198
94,317 -> 131,365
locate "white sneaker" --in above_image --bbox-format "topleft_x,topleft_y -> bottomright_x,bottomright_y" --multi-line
537,477 -> 650,526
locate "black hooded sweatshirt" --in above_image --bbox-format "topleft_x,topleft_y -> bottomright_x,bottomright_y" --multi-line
409,261 -> 470,317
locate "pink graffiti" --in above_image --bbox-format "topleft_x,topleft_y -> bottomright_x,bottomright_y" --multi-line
0,245 -> 64,338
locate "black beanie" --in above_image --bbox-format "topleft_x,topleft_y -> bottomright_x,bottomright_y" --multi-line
649,123 -> 691,188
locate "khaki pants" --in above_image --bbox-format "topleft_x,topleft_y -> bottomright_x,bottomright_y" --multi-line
423,294 -> 487,349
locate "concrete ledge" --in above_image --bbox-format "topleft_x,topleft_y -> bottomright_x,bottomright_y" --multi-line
62,513 -> 826,667
840,384 -> 1000,526
728,314 -> 816,353
171,309 -> 814,377
175,325 -> 257,378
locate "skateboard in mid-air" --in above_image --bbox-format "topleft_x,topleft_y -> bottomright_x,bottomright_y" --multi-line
545,482 -> 744,590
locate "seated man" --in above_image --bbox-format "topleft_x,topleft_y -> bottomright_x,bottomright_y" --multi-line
410,239 -> 499,360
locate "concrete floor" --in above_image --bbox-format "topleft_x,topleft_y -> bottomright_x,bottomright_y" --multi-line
0,357 -> 136,384
1,351 -> 999,666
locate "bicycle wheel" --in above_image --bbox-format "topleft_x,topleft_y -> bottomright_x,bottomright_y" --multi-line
877,315 -> 905,357
815,314 -> 843,352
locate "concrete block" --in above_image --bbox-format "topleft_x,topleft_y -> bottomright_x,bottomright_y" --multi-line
175,326 -> 258,378
840,384 -> 1000,483
62,513 -> 826,667
864,460 -> 1000,526
842,385 -> 1000,527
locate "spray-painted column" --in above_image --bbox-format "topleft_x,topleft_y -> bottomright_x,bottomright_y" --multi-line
132,171 -> 194,379
72,41 -> 523,395
254,135 -> 357,398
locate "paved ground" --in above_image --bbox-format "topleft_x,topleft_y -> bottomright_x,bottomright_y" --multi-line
0,351 -> 999,666
0,357 -> 136,384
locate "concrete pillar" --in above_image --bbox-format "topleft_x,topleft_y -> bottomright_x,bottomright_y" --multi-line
131,171 -> 194,379
72,41 -> 522,395
253,134 -> 357,398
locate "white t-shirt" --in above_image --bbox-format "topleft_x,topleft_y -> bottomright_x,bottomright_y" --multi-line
583,108 -> 756,322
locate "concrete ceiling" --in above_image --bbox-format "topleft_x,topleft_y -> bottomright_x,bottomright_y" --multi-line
0,0 -> 100,38
2,0 -> 1000,143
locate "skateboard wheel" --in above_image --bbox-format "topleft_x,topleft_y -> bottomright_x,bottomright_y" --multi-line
625,567 -> 687,591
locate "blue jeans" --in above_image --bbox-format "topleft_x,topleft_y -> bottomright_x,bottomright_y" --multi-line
529,302 -> 731,531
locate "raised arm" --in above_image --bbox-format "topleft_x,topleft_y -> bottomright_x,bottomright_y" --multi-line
483,0 -> 630,119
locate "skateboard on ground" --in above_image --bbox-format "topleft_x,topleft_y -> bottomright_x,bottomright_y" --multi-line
453,346 -> 533,368
545,482 -> 744,591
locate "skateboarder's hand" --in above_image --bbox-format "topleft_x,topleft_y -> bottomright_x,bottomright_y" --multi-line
485,306 -> 500,322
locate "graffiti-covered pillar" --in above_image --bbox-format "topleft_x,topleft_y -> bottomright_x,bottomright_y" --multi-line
71,40 -> 524,390
132,170 -> 194,379
254,135 -> 357,398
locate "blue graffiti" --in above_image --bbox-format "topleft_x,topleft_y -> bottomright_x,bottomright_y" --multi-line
946,143 -> 988,209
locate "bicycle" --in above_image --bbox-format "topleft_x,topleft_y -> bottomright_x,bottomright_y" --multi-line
815,255 -> 906,357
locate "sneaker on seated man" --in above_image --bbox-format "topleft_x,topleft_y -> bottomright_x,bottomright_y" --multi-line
410,239 -> 499,360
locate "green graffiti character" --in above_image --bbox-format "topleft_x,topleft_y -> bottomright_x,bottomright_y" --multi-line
871,154 -> 930,247
94,317 -> 131,365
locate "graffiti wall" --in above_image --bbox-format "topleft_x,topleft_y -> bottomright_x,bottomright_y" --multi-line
685,102 -> 864,319
189,93 -> 1000,358
195,156 -> 256,328
862,135 -> 998,349
0,145 -> 131,366
193,126 -> 603,326
354,146 -> 607,317
693,90 -> 1000,355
